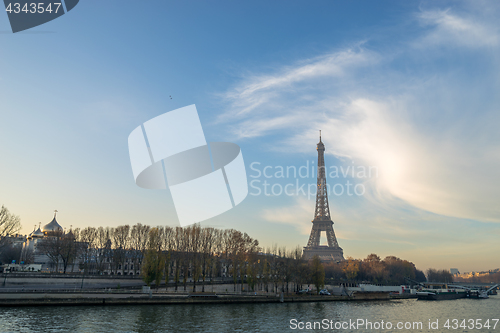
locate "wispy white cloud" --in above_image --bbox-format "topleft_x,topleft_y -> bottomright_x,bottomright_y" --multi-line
261,197 -> 312,235
219,5 -> 500,225
316,97 -> 500,223
416,9 -> 499,48
218,45 -> 379,126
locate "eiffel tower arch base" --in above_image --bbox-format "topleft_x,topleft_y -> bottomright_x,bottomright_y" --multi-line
303,246 -> 345,262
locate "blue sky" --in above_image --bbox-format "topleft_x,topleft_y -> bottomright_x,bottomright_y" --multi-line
1,0 -> 499,272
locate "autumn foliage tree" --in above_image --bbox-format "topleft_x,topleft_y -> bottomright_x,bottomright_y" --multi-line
343,257 -> 360,281
323,253 -> 426,285
310,255 -> 325,293
141,228 -> 165,287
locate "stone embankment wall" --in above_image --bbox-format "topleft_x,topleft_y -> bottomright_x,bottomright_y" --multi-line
1,274 -> 401,295
0,292 -> 390,307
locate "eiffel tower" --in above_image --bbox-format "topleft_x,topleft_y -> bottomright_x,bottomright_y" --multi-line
302,132 -> 345,262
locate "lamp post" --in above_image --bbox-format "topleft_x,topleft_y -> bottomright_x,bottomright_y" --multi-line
81,261 -> 86,289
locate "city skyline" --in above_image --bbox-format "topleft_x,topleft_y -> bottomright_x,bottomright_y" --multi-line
1,1 -> 500,273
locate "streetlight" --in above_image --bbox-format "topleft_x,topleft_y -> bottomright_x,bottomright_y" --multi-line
81,260 -> 86,290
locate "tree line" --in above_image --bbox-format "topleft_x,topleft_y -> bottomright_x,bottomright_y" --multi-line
51,223 -> 325,293
28,223 -> 431,291
425,268 -> 454,283
1,205 -> 456,289
322,253 -> 427,285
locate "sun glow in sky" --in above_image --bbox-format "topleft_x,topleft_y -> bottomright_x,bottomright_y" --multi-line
1,0 -> 499,273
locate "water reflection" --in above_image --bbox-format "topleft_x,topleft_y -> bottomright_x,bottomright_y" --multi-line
0,297 -> 498,332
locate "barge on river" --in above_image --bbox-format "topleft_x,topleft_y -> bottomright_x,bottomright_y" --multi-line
416,283 -> 467,300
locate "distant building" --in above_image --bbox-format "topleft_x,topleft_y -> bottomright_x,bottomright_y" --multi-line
21,211 -> 74,272
450,268 -> 460,275
20,211 -> 142,275
1,233 -> 26,249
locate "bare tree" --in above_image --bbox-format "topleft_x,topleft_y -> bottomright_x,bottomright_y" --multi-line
181,226 -> 191,291
211,228 -> 224,285
200,227 -> 214,292
112,225 -> 130,274
267,245 -> 278,293
95,227 -> 111,274
0,205 -> 21,250
130,223 -> 150,275
162,226 -> 173,285
79,227 -> 97,273
59,230 -> 78,273
38,230 -> 64,272
190,224 -> 202,292
172,227 -> 184,291
224,229 -> 242,291
291,246 -> 304,292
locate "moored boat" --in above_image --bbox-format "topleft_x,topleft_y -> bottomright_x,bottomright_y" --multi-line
416,283 -> 467,300
467,284 -> 499,299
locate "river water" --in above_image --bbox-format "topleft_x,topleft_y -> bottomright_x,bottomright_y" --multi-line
0,297 -> 499,332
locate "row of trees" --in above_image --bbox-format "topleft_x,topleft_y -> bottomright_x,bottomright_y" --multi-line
23,223 -> 434,290
138,224 -> 260,292
1,205 -> 454,290
73,224 -> 324,293
323,254 -> 427,285
25,223 -> 329,293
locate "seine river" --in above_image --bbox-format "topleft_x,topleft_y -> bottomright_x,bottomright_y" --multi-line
0,297 -> 499,332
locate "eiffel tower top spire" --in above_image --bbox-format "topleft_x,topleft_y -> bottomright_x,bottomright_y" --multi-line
314,131 -> 330,221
